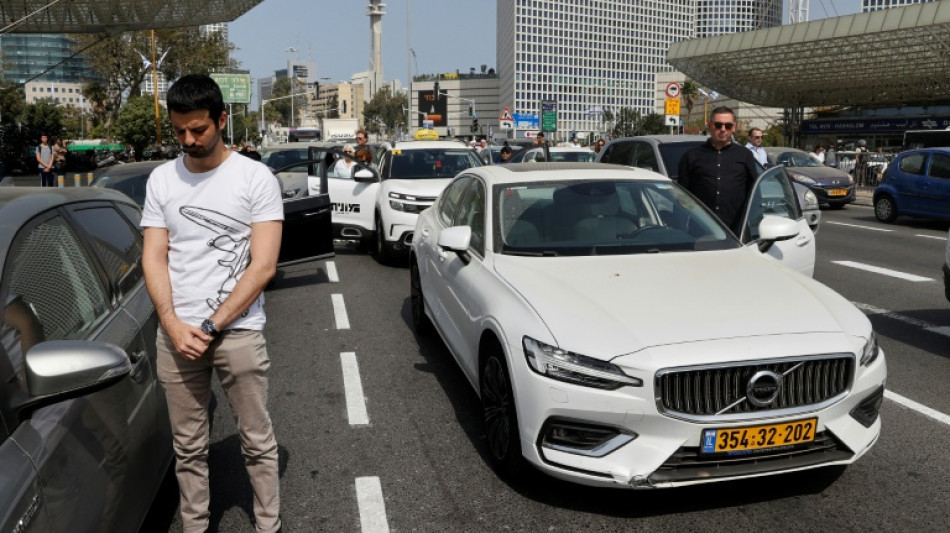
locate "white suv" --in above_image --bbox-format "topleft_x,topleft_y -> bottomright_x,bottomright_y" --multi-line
319,140 -> 483,264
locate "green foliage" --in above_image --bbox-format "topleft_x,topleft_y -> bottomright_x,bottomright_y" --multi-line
608,108 -> 668,137
225,105 -> 258,145
113,94 -> 172,157
363,88 -> 407,136
266,77 -> 308,126
61,105 -> 85,139
0,81 -> 24,128
19,99 -> 64,140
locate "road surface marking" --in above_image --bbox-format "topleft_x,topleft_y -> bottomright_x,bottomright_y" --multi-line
915,234 -> 947,241
327,261 -> 339,282
332,294 -> 350,329
852,301 -> 950,337
826,221 -> 892,232
833,261 -> 933,282
341,352 -> 369,426
355,476 -> 390,533
884,390 -> 950,427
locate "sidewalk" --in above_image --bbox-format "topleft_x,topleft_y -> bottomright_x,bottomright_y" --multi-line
854,187 -> 873,207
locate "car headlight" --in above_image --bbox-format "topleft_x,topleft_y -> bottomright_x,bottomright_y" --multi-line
788,172 -> 816,185
389,200 -> 424,213
803,189 -> 819,210
860,331 -> 879,366
523,337 -> 642,390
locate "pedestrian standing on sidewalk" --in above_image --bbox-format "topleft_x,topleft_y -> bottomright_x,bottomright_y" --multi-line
681,106 -> 758,234
744,127 -> 768,168
36,134 -> 54,187
141,74 -> 283,533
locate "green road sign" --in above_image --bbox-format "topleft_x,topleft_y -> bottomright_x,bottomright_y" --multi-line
210,73 -> 252,104
541,100 -> 557,132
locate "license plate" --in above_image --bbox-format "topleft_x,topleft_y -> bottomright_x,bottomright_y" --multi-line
828,189 -> 847,197
701,418 -> 817,454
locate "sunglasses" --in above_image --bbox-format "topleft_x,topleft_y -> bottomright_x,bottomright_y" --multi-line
713,122 -> 735,130
750,135 -> 763,139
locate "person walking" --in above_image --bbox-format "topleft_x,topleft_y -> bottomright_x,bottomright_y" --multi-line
141,74 -> 283,533
681,106 -> 758,234
36,134 -> 55,187
811,144 -> 825,164
745,127 -> 768,168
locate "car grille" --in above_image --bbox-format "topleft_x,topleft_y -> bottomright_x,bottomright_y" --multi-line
648,431 -> 853,485
655,355 -> 854,421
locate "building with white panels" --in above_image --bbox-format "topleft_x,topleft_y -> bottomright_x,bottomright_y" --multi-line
862,0 -> 933,12
695,0 -> 781,38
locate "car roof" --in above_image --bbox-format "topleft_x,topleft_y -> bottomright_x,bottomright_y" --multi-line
608,135 -> 708,145
523,146 -> 593,152
465,162 -> 669,187
92,161 -> 165,184
764,147 -> 807,154
390,140 -> 473,150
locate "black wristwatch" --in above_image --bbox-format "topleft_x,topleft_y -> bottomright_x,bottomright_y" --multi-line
201,318 -> 220,337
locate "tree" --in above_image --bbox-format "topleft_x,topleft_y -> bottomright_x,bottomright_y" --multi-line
0,81 -> 26,171
363,88 -> 407,136
61,105 -> 85,139
113,94 -> 172,158
680,79 -> 702,132
20,99 -> 64,141
266,77 -> 308,127
640,113 -> 667,135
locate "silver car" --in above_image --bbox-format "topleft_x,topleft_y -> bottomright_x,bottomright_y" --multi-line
1,187 -> 172,532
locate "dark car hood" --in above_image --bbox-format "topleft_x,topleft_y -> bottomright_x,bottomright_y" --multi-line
787,165 -> 852,185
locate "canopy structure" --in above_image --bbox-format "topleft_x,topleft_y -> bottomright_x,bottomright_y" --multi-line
0,0 -> 263,34
668,1 -> 950,109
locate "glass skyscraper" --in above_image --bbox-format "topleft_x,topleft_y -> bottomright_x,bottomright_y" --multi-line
0,34 -> 98,85
695,0 -> 782,38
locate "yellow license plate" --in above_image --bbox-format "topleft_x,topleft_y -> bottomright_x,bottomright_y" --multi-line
828,189 -> 847,197
700,418 -> 817,454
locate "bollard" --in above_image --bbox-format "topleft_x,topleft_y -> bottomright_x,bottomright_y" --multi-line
74,174 -> 81,187
57,175 -> 65,188
87,172 -> 95,185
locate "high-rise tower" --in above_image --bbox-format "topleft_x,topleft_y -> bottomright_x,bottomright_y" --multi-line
367,0 -> 385,98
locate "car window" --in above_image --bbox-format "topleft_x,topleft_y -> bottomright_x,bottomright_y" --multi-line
928,153 -> 950,180
386,149 -> 481,179
601,141 -> 634,165
899,153 -> 927,175
453,180 -> 486,256
116,203 -> 143,230
633,142 -> 659,171
3,215 -> 110,360
744,169 -> 802,242
70,206 -> 144,300
549,151 -> 595,162
658,142 -> 703,183
108,175 -> 149,206
438,176 -> 473,226
776,151 -> 821,168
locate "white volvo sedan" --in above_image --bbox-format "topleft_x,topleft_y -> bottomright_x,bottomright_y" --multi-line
409,162 -> 886,488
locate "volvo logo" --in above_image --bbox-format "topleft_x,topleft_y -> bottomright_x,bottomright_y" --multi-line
746,370 -> 783,407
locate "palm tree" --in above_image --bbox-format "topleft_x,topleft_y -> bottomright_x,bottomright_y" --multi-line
680,80 -> 701,130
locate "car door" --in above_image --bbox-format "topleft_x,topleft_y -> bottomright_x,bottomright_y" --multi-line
276,147 -> 334,265
740,166 -> 816,277
1,206 -> 158,532
894,151 -> 929,213
918,151 -> 950,217
321,149 -> 379,239
631,141 -> 660,172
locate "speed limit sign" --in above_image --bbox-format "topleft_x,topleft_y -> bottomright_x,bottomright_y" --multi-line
665,82 -> 681,99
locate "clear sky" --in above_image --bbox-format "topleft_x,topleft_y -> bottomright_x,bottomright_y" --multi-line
229,0 -> 861,105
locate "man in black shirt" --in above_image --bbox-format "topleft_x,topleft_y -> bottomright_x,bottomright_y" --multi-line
681,106 -> 758,235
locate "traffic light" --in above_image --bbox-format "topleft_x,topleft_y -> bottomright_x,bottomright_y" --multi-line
468,103 -> 473,116
471,118 -> 479,132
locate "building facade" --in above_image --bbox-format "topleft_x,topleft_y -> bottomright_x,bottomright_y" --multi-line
694,0 -> 782,38
24,81 -> 92,110
862,0 -> 933,12
0,34 -> 98,85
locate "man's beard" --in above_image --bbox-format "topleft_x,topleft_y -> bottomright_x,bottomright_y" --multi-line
183,134 -> 220,159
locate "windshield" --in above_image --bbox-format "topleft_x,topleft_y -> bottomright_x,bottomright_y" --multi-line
548,151 -> 595,162
386,148 -> 482,179
773,151 -> 822,168
261,148 -> 308,169
495,179 -> 737,256
658,142 -> 703,183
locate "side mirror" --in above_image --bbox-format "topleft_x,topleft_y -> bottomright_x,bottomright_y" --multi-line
756,216 -> 800,252
352,165 -> 378,183
437,225 -> 472,252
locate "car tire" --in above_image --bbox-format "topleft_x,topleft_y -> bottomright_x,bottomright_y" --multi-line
373,216 -> 392,265
874,194 -> 898,223
481,344 -> 525,477
410,258 -> 434,336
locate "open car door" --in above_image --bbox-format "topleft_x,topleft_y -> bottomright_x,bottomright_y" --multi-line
272,147 -> 335,265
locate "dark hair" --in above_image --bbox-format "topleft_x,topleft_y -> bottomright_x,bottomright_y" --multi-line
748,127 -> 762,136
166,74 -> 225,120
500,146 -> 512,155
709,106 -> 736,121
536,132 -> 544,137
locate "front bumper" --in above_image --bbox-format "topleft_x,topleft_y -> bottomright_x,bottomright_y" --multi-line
812,184 -> 855,206
506,334 -> 886,488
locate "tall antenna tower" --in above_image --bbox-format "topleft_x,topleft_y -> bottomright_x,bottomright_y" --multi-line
367,1 -> 386,99
789,0 -> 809,23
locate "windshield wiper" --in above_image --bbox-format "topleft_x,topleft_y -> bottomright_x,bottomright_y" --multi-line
503,249 -> 560,257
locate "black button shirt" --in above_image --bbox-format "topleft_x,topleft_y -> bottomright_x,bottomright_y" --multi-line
681,140 -> 758,233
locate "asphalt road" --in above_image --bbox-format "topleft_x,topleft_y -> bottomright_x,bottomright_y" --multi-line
143,204 -> 950,533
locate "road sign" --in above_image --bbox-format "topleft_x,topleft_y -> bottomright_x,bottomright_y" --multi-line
665,82 -> 681,99
665,115 -> 681,127
210,73 -> 252,104
665,97 -> 681,116
513,113 -> 539,129
541,100 -> 557,132
499,106 -> 513,122
499,120 -> 513,130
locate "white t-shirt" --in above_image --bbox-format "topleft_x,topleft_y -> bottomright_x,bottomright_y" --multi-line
141,153 -> 284,330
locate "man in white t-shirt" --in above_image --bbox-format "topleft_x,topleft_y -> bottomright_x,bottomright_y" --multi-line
141,74 -> 283,533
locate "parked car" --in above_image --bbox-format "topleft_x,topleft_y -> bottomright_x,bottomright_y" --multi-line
0,187 -> 173,531
313,140 -> 483,263
91,153 -> 335,267
598,136 -> 821,234
764,147 -> 855,209
873,147 -> 950,223
409,163 -> 884,488
505,145 -> 595,163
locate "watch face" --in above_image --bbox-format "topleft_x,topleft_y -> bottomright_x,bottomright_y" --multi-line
202,320 -> 216,336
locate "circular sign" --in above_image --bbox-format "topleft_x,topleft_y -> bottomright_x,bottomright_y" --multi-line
665,82 -> 681,98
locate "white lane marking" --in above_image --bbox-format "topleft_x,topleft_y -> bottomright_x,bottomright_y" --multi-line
355,476 -> 390,533
851,301 -> 950,338
915,234 -> 948,241
341,352 -> 369,426
332,293 -> 350,329
826,221 -> 892,232
326,260 -> 339,282
832,261 -> 933,282
885,390 -> 950,427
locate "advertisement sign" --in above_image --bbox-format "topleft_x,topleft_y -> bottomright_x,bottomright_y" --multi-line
541,100 -> 557,132
210,73 -> 252,104
417,90 -> 447,127
513,113 -> 539,129
801,116 -> 950,133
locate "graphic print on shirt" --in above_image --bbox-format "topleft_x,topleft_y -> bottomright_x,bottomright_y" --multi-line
179,206 -> 252,317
